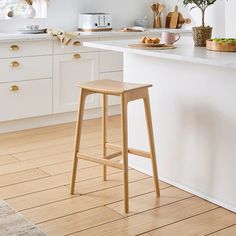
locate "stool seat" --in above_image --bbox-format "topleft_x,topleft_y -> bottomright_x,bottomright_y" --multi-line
80,79 -> 152,95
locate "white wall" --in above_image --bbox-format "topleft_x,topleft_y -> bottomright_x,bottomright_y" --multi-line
0,0 -> 155,31
225,0 -> 236,37
185,0 -> 226,37
0,0 -> 233,38
0,0 -> 192,32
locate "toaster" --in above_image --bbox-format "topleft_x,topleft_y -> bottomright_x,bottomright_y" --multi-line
78,13 -> 112,31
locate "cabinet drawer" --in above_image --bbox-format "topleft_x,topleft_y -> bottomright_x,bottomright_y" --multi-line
100,51 -> 123,72
0,79 -> 52,122
0,40 -> 53,59
0,56 -> 52,83
53,38 -> 99,54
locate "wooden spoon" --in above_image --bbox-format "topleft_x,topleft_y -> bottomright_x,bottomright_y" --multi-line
158,4 -> 165,14
155,3 -> 160,14
151,4 -> 157,27
156,4 -> 164,28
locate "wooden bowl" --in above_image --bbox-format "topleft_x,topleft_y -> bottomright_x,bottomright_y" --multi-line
206,40 -> 236,52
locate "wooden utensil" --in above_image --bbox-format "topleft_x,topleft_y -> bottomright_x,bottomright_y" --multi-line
151,3 -> 158,28
155,4 -> 165,28
170,6 -> 179,29
151,2 -> 164,28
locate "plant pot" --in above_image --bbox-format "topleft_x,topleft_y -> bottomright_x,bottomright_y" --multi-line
192,26 -> 212,47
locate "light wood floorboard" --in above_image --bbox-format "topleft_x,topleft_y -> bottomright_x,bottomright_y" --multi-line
0,115 -> 235,236
208,224 -> 236,235
145,208 -> 236,236
0,154 -> 19,166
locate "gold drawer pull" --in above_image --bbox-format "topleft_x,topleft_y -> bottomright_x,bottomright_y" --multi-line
73,54 -> 81,59
10,61 -> 20,68
73,41 -> 81,46
10,85 -> 19,92
10,45 -> 20,51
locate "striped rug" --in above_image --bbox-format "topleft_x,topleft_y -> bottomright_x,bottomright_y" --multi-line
0,199 -> 46,236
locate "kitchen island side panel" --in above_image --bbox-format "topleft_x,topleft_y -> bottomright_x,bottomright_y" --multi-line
124,52 -> 236,212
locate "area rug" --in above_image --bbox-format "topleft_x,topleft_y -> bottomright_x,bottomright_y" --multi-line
0,199 -> 46,236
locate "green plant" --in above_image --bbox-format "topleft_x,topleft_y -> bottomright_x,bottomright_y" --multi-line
182,0 -> 218,27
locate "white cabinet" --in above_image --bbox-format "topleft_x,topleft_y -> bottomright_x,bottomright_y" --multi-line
100,50 -> 123,73
0,79 -> 52,122
0,39 -> 53,123
53,52 -> 99,113
0,31 -> 192,130
0,56 -> 52,83
54,38 -> 99,54
0,40 -> 53,59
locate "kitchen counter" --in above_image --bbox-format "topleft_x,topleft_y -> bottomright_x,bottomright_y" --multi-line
84,37 -> 236,212
0,33 -> 52,42
84,37 -> 236,69
78,28 -> 191,37
0,28 -> 191,43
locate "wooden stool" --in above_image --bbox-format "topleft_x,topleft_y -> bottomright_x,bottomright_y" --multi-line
71,79 -> 160,213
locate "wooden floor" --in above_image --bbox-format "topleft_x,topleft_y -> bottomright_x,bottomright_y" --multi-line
0,115 -> 236,236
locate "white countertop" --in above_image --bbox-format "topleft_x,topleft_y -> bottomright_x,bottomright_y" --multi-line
84,37 -> 236,69
78,28 -> 191,37
0,28 -> 191,43
0,33 -> 52,42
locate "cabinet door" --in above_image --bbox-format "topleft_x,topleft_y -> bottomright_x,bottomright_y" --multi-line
100,50 -> 123,73
53,52 -> 99,113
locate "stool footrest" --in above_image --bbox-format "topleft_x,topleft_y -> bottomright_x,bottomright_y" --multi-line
77,152 -> 123,170
104,151 -> 122,160
106,143 -> 151,158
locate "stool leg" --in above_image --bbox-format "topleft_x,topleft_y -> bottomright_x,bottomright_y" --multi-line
143,90 -> 160,197
71,88 -> 87,194
121,94 -> 129,213
102,94 -> 108,181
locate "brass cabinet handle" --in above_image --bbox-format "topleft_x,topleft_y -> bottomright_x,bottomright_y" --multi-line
10,45 -> 20,51
73,54 -> 81,59
10,61 -> 20,68
73,41 -> 81,46
10,85 -> 19,92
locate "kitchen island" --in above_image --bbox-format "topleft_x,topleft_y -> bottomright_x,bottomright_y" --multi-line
84,37 -> 236,212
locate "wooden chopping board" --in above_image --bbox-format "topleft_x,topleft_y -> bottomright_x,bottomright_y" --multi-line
129,44 -> 176,50
177,12 -> 191,28
170,6 -> 179,28
166,5 -> 180,28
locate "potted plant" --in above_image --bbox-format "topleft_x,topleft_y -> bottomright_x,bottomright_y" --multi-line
182,0 -> 217,47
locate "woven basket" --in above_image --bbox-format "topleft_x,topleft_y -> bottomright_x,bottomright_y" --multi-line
193,27 -> 212,47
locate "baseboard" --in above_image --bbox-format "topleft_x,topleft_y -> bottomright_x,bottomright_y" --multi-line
128,160 -> 236,213
0,105 -> 120,134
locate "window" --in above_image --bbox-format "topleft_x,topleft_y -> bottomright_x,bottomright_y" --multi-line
0,0 -> 47,19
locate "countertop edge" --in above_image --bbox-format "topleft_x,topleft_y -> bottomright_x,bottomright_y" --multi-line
83,40 -> 236,70
0,28 -> 192,43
